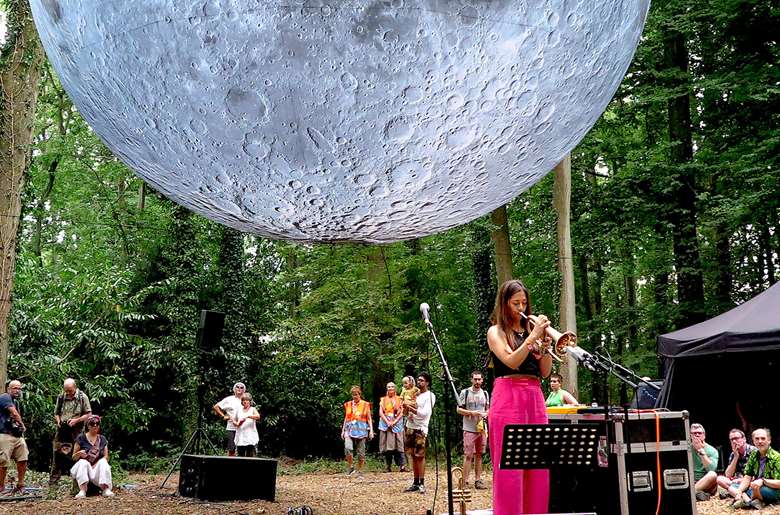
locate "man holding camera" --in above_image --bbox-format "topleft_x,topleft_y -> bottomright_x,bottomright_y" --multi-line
49,378 -> 92,484
0,380 -> 28,495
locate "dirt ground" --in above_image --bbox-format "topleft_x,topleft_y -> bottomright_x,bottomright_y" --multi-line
0,470 -> 778,514
0,468 -> 492,515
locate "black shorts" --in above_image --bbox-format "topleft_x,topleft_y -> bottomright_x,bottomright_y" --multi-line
226,430 -> 237,452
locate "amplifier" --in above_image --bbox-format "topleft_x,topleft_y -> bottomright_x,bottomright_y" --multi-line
548,410 -> 696,515
179,454 -> 277,501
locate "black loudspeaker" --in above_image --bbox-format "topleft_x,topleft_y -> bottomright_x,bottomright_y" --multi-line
196,310 -> 225,353
179,454 -> 277,501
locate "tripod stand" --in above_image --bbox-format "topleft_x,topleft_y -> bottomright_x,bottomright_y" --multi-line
160,387 -> 219,489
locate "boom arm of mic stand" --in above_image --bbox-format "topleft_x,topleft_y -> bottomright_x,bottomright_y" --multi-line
590,352 -> 638,390
424,322 -> 462,407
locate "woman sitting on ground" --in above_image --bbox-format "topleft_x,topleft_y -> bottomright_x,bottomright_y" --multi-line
544,373 -> 579,407
71,415 -> 114,498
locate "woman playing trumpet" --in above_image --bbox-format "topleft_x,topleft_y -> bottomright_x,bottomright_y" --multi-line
487,279 -> 552,515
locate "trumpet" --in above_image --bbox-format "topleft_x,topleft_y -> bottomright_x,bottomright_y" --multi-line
519,312 -> 577,362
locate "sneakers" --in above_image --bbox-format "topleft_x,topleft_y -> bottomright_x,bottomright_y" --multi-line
748,499 -> 764,510
418,484 -> 426,494
719,487 -> 731,500
730,499 -> 748,510
74,490 -> 86,499
695,491 -> 711,501
404,484 -> 420,492
103,488 -> 115,497
399,466 -> 408,472
474,479 -> 487,490
346,467 -> 355,476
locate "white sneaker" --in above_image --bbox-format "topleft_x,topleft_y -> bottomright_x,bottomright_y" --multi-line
103,489 -> 114,497
74,490 -> 86,499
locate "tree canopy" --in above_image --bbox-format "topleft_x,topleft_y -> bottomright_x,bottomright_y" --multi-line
1,0 -> 777,469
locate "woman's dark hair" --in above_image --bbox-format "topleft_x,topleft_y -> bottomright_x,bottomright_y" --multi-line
491,279 -> 532,347
549,373 -> 563,383
418,372 -> 432,385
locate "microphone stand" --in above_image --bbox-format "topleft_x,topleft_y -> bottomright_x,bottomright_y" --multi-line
421,308 -> 460,515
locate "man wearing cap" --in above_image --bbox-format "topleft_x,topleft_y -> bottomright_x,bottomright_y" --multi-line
213,383 -> 246,457
0,380 -> 29,495
49,378 -> 92,484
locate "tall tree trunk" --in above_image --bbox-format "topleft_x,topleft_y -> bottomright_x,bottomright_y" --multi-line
471,218 -> 495,368
218,226 -> 247,380
758,219 -> 776,285
663,20 -> 706,326
553,155 -> 578,398
0,2 -> 46,387
712,221 -> 732,310
31,158 -> 58,265
490,205 -> 513,285
138,182 -> 146,211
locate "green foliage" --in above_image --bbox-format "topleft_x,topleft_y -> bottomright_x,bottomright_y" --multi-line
5,0 -> 779,471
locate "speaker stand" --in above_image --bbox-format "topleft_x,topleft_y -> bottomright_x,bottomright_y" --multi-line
160,412 -> 218,489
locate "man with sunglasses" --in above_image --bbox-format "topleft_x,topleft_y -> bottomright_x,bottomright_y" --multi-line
690,423 -> 719,501
213,382 -> 246,457
0,380 -> 28,495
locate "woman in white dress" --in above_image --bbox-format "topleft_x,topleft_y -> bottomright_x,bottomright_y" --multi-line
234,393 -> 261,457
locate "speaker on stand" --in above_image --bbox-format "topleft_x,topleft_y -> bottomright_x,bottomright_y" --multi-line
160,310 -> 226,489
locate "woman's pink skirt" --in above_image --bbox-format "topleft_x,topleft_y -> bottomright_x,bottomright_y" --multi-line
488,376 -> 549,515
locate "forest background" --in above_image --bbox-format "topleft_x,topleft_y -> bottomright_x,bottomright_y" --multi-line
0,1 -> 777,474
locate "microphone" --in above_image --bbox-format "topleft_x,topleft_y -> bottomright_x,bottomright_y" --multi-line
420,303 -> 432,326
565,346 -> 596,371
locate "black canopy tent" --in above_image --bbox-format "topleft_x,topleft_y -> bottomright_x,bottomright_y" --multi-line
656,283 -> 780,453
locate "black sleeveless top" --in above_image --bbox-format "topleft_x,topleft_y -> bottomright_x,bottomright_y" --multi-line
491,329 -> 541,378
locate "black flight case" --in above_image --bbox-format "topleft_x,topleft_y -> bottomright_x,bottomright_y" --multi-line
547,408 -> 697,515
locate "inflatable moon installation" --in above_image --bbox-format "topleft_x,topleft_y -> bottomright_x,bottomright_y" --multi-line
31,0 -> 649,243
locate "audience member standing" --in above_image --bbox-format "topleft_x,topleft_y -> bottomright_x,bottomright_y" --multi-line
213,382 -> 246,456
341,386 -> 374,476
404,373 -> 435,494
378,382 -> 405,472
234,393 -> 260,457
457,370 -> 490,490
50,378 -> 92,484
0,380 -> 28,495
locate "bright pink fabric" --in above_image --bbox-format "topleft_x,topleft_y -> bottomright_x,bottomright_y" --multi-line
488,376 -> 549,515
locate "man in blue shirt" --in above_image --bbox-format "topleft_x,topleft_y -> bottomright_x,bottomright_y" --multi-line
0,380 -> 29,495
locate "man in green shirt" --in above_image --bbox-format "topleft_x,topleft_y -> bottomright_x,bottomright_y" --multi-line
691,423 -> 719,501
49,378 -> 92,484
732,428 -> 780,510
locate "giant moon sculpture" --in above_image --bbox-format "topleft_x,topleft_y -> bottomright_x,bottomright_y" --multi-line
31,0 -> 649,243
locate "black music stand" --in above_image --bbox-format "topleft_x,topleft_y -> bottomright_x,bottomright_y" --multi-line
500,424 -> 600,469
